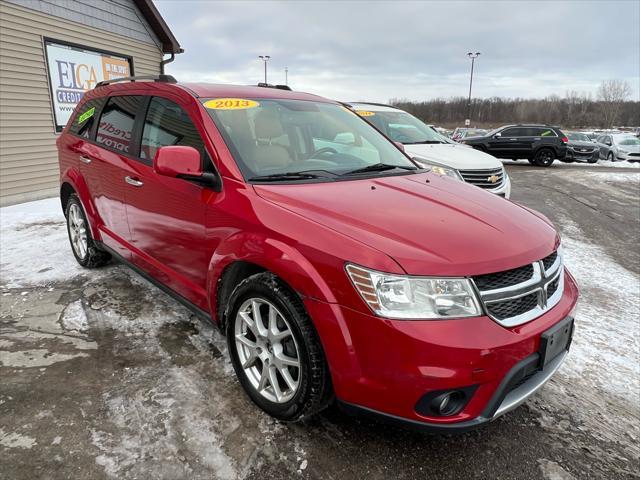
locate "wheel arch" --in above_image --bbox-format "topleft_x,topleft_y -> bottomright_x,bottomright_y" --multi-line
207,232 -> 338,329
59,167 -> 102,239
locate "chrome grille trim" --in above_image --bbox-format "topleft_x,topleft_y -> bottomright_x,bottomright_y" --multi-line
472,250 -> 564,327
459,167 -> 505,190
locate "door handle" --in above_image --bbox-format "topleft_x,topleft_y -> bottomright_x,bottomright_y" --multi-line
125,176 -> 144,187
79,155 -> 92,164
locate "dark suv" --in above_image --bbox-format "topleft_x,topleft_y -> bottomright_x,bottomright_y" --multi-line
461,125 -> 568,167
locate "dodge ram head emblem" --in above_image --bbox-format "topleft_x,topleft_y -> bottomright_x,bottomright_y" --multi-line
488,175 -> 499,183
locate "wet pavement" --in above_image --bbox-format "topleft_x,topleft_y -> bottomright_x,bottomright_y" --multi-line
1,163 -> 639,479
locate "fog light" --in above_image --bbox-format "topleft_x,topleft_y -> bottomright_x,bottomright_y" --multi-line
415,385 -> 478,417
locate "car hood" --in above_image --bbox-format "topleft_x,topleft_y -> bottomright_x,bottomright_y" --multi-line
404,143 -> 503,170
254,173 -> 558,276
568,141 -> 597,148
617,144 -> 640,152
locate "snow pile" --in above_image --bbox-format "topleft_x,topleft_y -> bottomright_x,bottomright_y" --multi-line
0,198 -> 90,288
560,220 -> 640,403
584,171 -> 640,184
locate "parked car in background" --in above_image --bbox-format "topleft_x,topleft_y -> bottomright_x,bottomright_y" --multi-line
59,77 -> 578,431
460,124 -> 568,167
348,103 -> 511,197
452,127 -> 488,141
562,132 -> 599,163
596,134 -> 640,162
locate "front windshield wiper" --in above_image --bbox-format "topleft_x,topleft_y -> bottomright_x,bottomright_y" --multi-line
403,140 -> 445,145
342,163 -> 417,176
248,171 -> 332,182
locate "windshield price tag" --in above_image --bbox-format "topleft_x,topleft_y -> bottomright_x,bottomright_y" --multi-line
204,98 -> 259,110
77,107 -> 95,124
356,110 -> 375,117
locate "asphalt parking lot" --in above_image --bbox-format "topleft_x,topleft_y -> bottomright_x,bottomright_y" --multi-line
1,162 -> 639,480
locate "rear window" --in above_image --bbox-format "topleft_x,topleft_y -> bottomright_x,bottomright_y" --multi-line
68,97 -> 105,138
96,96 -> 143,154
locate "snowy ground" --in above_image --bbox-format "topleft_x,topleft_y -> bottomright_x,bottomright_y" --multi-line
1,163 -> 639,479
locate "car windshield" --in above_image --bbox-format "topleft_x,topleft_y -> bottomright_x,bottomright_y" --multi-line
203,99 -> 417,181
354,109 -> 447,145
617,137 -> 640,146
461,129 -> 487,138
567,132 -> 590,142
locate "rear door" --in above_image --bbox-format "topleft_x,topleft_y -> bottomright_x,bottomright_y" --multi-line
81,95 -> 145,258
123,95 -> 217,310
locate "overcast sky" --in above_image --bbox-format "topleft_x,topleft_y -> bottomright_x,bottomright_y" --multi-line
155,0 -> 640,103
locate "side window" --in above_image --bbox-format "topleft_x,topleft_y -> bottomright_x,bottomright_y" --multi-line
68,97 -> 105,138
141,97 -> 208,166
537,128 -> 556,137
96,96 -> 143,154
502,128 -> 525,137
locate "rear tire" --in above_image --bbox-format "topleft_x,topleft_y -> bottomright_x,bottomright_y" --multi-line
226,272 -> 333,421
65,194 -> 111,268
533,148 -> 555,167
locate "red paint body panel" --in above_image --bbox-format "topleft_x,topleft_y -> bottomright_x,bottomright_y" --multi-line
58,81 -> 579,429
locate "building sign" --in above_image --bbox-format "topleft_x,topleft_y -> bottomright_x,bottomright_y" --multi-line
44,39 -> 133,131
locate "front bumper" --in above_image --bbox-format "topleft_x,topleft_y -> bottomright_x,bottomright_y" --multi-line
617,152 -> 640,162
487,174 -> 511,199
566,148 -> 599,163
304,270 -> 578,433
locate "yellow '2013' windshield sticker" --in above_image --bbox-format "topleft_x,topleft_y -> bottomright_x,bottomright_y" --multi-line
204,98 -> 259,110
78,107 -> 95,124
356,110 -> 375,117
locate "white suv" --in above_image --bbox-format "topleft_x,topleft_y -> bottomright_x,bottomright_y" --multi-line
348,103 -> 511,198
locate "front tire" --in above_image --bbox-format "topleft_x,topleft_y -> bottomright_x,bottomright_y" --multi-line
226,272 -> 332,421
533,148 -> 555,167
65,195 -> 111,268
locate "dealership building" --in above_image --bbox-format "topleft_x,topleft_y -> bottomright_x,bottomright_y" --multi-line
0,0 -> 181,205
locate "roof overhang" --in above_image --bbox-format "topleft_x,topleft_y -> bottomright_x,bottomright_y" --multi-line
133,0 -> 183,54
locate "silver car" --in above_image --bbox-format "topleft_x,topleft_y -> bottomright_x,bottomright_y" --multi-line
596,134 -> 640,162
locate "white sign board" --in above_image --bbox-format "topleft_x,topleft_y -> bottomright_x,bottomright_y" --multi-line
44,40 -> 132,131
464,119 -> 471,126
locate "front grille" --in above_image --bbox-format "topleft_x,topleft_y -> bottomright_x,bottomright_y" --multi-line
459,167 -> 504,190
572,147 -> 594,153
542,251 -> 557,270
486,292 -> 539,320
509,369 -> 538,392
629,153 -> 640,157
473,264 -> 534,291
472,249 -> 564,327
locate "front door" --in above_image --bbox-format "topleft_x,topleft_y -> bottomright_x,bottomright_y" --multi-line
487,127 -> 527,158
123,96 -> 216,311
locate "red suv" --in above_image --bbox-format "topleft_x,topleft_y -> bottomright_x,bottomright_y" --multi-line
58,76 -> 578,432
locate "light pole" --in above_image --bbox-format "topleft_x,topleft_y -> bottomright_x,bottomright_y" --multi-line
258,55 -> 271,83
466,52 -> 480,126
284,66 -> 288,86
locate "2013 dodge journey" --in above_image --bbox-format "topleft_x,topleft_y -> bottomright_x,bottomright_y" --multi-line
58,75 -> 578,432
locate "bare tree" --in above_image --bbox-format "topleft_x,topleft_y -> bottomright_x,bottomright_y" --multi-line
597,79 -> 632,127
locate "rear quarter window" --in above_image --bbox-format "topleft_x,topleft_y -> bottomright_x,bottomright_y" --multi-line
67,97 -> 106,138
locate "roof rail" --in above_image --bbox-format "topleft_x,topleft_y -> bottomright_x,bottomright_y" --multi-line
95,74 -> 177,89
257,82 -> 292,91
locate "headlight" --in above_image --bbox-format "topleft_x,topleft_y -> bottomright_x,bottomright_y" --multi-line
412,158 -> 463,181
346,264 -> 482,319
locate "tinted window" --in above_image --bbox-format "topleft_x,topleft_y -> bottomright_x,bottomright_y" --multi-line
532,127 -> 557,137
502,128 -> 527,137
96,96 -> 143,154
68,97 -> 105,138
141,97 -> 208,166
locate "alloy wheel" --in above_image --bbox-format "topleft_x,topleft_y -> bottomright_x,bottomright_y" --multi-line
234,298 -> 301,403
68,203 -> 88,259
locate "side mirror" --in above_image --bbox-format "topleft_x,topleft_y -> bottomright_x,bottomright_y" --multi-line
394,141 -> 405,152
493,133 -> 502,138
153,146 -> 221,191
154,146 -> 202,177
